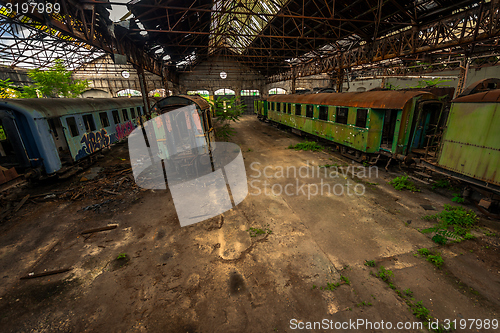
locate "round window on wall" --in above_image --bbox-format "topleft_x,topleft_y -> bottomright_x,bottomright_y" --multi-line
121,70 -> 130,79
220,71 -> 227,79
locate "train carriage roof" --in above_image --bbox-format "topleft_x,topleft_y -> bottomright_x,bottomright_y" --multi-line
267,91 -> 436,109
452,89 -> 500,103
0,97 -> 147,118
153,95 -> 210,112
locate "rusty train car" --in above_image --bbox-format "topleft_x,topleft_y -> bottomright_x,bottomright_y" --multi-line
261,90 -> 444,163
0,97 -> 149,180
422,88 -> 500,217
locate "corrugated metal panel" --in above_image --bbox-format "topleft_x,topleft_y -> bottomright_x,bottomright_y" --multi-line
267,91 -> 434,109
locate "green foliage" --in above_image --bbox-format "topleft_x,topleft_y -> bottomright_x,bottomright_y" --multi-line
25,59 -> 89,98
390,175 -> 420,192
432,179 -> 450,190
417,248 -> 430,256
288,141 -> 323,152
116,253 -> 127,260
376,266 -> 393,282
451,193 -> 465,203
364,260 -> 376,267
212,96 -> 245,141
247,225 -> 272,237
325,282 -> 341,291
412,301 -> 431,321
340,275 -> 350,285
426,254 -> 444,269
414,78 -> 451,88
0,78 -> 22,98
403,288 -> 413,297
421,205 -> 478,242
431,234 -> 447,245
385,82 -> 400,90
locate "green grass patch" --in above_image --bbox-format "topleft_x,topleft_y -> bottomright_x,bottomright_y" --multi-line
421,204 -> 479,244
415,248 -> 444,269
390,175 -> 420,192
288,141 -> 323,152
376,266 -> 393,282
364,260 -> 376,267
432,179 -> 450,190
247,225 -> 272,237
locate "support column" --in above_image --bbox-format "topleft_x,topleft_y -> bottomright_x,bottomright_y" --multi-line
456,56 -> 470,98
162,66 -> 170,97
336,69 -> 344,93
136,65 -> 151,115
291,76 -> 296,94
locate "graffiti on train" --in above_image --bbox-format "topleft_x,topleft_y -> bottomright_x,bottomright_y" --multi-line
115,121 -> 135,141
75,129 -> 111,160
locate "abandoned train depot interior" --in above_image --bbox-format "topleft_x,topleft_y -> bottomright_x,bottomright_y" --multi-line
1,0 -> 500,332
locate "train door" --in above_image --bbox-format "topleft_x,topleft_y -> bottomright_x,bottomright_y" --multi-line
0,109 -> 40,170
376,109 -> 400,153
409,101 -> 443,151
47,118 -> 71,163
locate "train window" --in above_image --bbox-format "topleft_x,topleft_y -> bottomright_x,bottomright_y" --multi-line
306,105 -> 314,118
295,104 -> 301,115
336,107 -> 348,124
112,110 -> 120,124
319,106 -> 328,121
356,109 -> 368,128
277,102 -> 281,112
66,117 -> 79,137
122,109 -> 129,121
99,112 -> 110,127
287,103 -> 292,114
130,108 -> 136,118
82,115 -> 96,132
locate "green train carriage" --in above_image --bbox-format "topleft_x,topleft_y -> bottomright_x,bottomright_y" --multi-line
254,99 -> 268,120
264,91 -> 443,162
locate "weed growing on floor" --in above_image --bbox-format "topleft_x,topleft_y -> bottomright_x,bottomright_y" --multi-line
116,253 -> 127,260
356,301 -> 372,307
432,179 -> 450,190
247,225 -> 272,237
288,141 -> 323,152
484,230 -> 497,237
364,260 -> 376,267
340,275 -> 351,285
376,266 -> 393,282
247,148 -> 253,152
411,301 -> 431,321
389,175 -> 420,192
451,193 -> 465,203
403,288 -> 413,297
421,204 -> 479,244
415,248 -> 444,269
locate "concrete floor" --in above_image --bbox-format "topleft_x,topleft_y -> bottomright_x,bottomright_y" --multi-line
0,115 -> 499,332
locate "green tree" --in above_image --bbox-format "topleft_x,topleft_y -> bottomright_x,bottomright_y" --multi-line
0,78 -> 22,98
25,59 -> 89,98
211,96 -> 245,141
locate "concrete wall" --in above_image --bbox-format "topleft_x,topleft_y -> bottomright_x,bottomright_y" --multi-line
72,55 -> 174,98
0,67 -> 32,86
344,65 -> 500,94
179,57 -> 266,98
267,73 -> 331,93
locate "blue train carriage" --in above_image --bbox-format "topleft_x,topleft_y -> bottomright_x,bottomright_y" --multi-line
0,97 -> 147,176
265,90 -> 443,162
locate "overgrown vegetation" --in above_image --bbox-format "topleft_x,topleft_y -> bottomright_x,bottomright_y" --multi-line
1,60 -> 89,98
421,204 -> 479,244
390,175 -> 420,192
415,248 -> 444,269
212,96 -> 245,141
247,225 -> 273,237
376,266 -> 394,282
314,274 -> 351,291
364,260 -> 376,267
288,141 -> 323,152
451,193 -> 465,203
432,179 -> 450,190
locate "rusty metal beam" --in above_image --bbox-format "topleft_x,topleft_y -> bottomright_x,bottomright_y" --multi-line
267,3 -> 500,83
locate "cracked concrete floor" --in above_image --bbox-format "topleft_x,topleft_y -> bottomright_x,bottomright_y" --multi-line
0,115 -> 499,332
